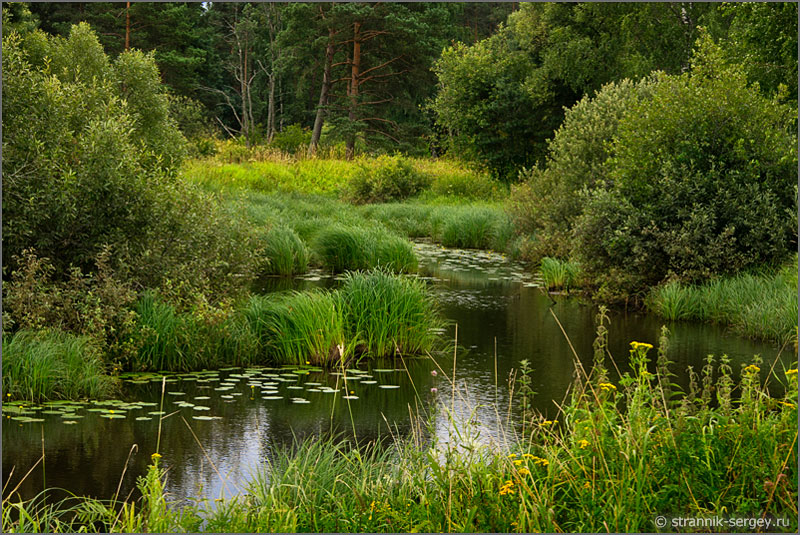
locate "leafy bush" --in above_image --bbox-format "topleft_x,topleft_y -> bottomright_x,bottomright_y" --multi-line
2,24 -> 257,302
507,77 -> 655,262
574,36 -> 797,298
2,248 -> 139,363
271,124 -> 312,154
347,155 -> 431,204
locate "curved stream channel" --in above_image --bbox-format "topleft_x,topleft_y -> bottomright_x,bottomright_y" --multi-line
3,243 -> 788,506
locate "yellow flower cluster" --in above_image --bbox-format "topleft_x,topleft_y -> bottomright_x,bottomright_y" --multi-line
744,364 -> 761,374
151,452 -> 162,460
785,369 -> 798,376
630,341 -> 653,350
518,467 -> 531,476
522,453 -> 535,459
540,420 -> 555,426
499,480 -> 515,496
530,456 -> 549,467
514,459 -> 523,466
577,439 -> 590,449
599,382 -> 616,391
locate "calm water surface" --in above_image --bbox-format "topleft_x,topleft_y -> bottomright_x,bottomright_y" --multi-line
3,242 -> 787,505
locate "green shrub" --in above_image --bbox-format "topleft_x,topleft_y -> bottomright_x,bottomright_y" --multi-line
347,155 -> 431,204
3,330 -> 118,402
337,269 -> 442,358
261,226 -> 309,276
242,292 -> 347,366
573,36 -> 797,298
507,77 -> 655,263
271,124 -> 312,155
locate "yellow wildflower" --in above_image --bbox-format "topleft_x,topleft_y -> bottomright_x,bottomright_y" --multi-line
532,456 -> 549,467
540,420 -> 554,426
583,481 -> 591,489
744,364 -> 761,374
513,459 -> 522,466
778,401 -> 796,408
785,369 -> 797,376
518,467 -> 531,476
522,453 -> 535,459
630,341 -> 653,350
599,382 -> 616,391
151,452 -> 162,460
508,453 -> 517,459
499,480 -> 515,496
578,439 -> 590,449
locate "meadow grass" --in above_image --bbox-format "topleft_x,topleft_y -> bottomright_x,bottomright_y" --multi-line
337,269 -> 442,358
2,330 -> 118,402
260,226 -> 309,276
647,258 -> 798,344
6,320 -> 797,533
539,257 -> 581,291
242,291 -> 348,367
440,206 -> 512,250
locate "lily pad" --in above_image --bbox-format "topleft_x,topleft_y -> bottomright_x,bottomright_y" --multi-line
262,396 -> 283,400
192,415 -> 215,421
192,406 -> 210,411
62,420 -> 79,425
100,414 -> 126,419
342,395 -> 359,400
378,385 -> 400,389
135,416 -> 152,421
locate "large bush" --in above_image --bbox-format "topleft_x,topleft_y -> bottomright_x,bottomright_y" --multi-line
346,155 -> 431,204
574,36 -> 797,298
507,77 -> 656,261
2,24 -> 257,305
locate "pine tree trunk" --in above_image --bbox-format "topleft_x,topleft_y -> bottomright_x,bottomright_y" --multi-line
345,21 -> 361,160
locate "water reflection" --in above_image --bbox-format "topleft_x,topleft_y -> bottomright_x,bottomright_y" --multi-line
3,242 -> 787,507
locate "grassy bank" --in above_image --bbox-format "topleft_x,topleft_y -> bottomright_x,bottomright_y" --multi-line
647,258 -> 798,345
5,326 -> 797,532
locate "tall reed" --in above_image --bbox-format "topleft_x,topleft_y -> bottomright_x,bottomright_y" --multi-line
2,330 -> 117,401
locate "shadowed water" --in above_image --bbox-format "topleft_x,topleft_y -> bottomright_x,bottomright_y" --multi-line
3,242 -> 788,507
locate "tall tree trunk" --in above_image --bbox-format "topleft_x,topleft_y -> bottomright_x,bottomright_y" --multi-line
125,2 -> 131,50
309,27 -> 336,156
345,21 -> 361,160
267,74 -> 276,143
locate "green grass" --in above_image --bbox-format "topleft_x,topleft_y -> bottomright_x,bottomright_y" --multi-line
539,257 -> 581,291
242,291 -> 348,367
646,258 -> 798,344
312,226 -> 418,274
2,330 -> 118,402
440,206 -> 512,250
260,226 -> 309,276
337,269 -> 442,358
6,327 -> 797,533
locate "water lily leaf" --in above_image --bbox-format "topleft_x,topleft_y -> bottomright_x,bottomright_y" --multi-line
378,385 -> 400,389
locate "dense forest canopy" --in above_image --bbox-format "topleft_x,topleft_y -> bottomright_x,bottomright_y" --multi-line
5,1 -> 795,175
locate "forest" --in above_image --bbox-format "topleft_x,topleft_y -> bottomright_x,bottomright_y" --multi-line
2,2 -> 798,533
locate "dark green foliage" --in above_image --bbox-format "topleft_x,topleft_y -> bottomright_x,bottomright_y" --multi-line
507,77 -> 655,262
2,24 -> 258,302
270,124 -> 312,155
347,155 -> 432,204
3,330 -> 118,402
574,37 -> 797,298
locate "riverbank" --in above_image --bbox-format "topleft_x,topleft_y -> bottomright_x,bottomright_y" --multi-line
4,335 -> 797,533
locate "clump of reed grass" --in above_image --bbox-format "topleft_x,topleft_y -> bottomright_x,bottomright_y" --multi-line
539,257 -> 581,291
440,207 -> 512,250
242,291 -> 348,366
132,292 -> 256,372
337,269 -> 442,358
2,330 -> 118,401
260,226 -> 309,276
312,225 -> 417,274
646,258 -> 798,344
